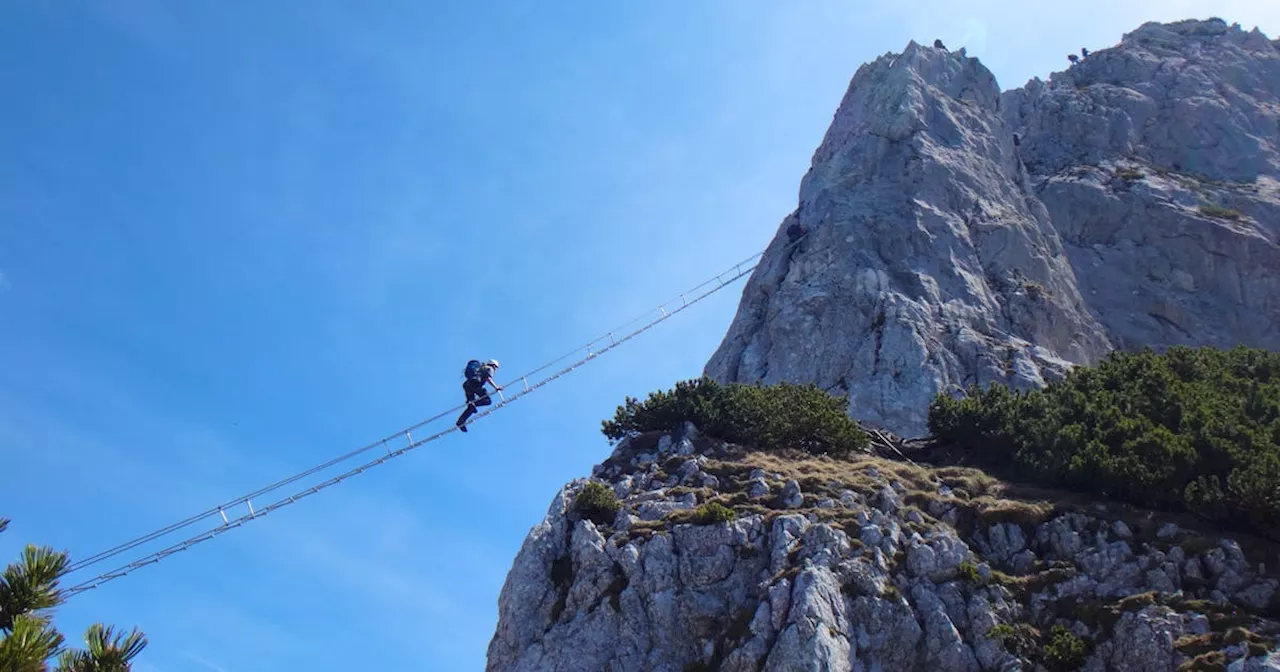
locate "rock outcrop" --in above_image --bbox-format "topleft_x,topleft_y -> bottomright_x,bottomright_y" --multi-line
704,18 -> 1280,437
486,425 -> 1280,671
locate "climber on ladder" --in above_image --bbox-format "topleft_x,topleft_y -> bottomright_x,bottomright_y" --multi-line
456,359 -> 502,432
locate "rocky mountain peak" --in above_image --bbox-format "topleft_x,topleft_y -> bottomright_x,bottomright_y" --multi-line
706,18 -> 1280,437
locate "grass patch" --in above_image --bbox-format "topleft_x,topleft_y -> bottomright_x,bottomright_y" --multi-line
1198,204 -> 1244,220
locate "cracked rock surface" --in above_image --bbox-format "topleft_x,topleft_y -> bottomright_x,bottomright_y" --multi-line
486,425 -> 1280,671
704,18 -> 1280,437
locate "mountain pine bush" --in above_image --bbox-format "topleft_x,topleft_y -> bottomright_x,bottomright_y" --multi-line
0,517 -> 149,671
575,482 -> 621,526
928,346 -> 1280,540
601,377 -> 869,456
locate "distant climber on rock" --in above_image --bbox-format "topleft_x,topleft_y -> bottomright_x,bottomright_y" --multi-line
1081,47 -> 1090,58
933,38 -> 947,51
1068,53 -> 1079,64
456,359 -> 502,432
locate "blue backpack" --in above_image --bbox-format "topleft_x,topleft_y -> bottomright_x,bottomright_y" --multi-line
464,359 -> 483,381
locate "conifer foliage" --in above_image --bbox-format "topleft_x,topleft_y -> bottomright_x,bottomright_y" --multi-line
0,518 -> 148,671
602,377 -> 870,456
929,346 -> 1280,540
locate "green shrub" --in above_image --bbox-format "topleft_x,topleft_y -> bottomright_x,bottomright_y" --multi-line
957,561 -> 982,583
693,502 -> 736,525
1199,204 -> 1244,220
1043,626 -> 1087,671
986,623 -> 1040,660
986,624 -> 1016,641
928,346 -> 1280,540
576,481 -> 620,526
601,377 -> 870,456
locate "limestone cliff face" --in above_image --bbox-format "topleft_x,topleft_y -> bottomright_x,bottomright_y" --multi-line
485,424 -> 1280,671
704,18 -> 1280,437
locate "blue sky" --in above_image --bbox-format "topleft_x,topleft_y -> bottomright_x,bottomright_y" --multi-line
2,1 -> 1277,670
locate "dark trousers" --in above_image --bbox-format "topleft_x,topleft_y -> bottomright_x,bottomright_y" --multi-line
457,378 -> 492,425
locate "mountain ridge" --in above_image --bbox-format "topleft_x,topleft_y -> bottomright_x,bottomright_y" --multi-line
705,16 -> 1280,438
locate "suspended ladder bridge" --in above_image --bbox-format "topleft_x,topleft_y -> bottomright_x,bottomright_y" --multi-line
59,234 -> 808,597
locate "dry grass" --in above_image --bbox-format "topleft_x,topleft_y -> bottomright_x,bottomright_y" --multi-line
1175,627 -> 1273,670
607,437 -> 1280,669
610,436 -> 1280,589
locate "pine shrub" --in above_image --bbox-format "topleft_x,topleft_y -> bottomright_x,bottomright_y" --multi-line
928,346 -> 1280,540
601,377 -> 869,456
575,481 -> 621,526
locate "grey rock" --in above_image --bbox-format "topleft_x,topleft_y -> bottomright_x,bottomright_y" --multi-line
1095,604 -> 1184,671
704,18 -> 1280,437
1040,516 -> 1087,559
975,523 -> 1028,566
907,542 -> 939,578
636,498 -> 694,521
763,567 -> 853,671
860,524 -> 884,548
1236,580 -> 1278,610
769,578 -> 792,633
1010,550 -> 1038,575
1185,557 -> 1205,582
1205,548 -> 1229,578
1219,568 -> 1248,594
911,583 -> 981,671
677,459 -> 702,482
877,486 -> 900,514
1230,650 -> 1280,671
840,490 -> 859,508
1188,612 -> 1210,635
781,479 -> 804,509
1223,539 -> 1249,572
1157,522 -> 1180,539
1146,568 -> 1177,594
490,20 -> 1280,672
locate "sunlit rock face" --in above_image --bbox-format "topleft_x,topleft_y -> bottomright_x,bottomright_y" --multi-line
705,18 -> 1280,438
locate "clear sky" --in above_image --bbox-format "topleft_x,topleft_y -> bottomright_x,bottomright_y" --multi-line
2,1 -> 1276,670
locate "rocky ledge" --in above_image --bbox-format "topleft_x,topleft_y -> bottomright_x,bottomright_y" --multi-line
486,425 -> 1280,671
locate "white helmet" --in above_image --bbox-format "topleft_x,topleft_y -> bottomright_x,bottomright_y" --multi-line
486,359 -> 500,369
